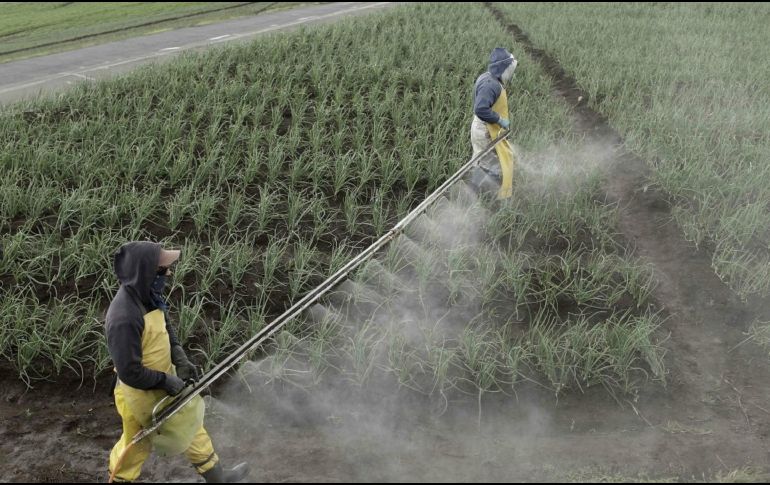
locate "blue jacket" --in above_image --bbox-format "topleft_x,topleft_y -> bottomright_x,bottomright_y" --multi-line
473,48 -> 513,124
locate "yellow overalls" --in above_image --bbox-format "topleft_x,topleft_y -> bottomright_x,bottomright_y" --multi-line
108,309 -> 218,481
486,87 -> 515,200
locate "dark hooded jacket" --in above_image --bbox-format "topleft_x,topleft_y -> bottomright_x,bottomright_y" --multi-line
473,47 -> 514,124
105,241 -> 179,390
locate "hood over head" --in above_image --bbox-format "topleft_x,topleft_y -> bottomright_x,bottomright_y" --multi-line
488,47 -> 515,79
114,241 -> 162,307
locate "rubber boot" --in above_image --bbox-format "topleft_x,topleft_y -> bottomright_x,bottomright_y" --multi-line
201,462 -> 250,483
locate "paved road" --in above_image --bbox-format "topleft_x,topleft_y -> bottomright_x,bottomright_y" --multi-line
0,2 -> 392,106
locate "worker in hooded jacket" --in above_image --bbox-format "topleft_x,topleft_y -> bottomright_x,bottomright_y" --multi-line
106,241 -> 249,482
469,47 -> 518,200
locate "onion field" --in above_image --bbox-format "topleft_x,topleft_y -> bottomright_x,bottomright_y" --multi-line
0,3 -> 665,397
2,2 -> 770,482
495,3 -> 770,299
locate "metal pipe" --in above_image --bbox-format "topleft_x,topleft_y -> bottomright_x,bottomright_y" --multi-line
136,129 -> 510,443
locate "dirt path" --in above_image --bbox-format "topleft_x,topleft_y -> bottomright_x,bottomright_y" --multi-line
484,0 -> 770,477
2,6 -> 770,483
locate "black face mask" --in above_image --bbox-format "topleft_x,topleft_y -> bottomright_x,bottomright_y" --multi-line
150,271 -> 169,312
151,273 -> 166,293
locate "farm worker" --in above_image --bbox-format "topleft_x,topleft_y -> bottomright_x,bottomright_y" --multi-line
105,241 -> 249,482
470,47 -> 518,200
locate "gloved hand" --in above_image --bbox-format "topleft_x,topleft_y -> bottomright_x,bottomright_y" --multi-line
162,373 -> 186,396
498,118 -> 510,129
171,345 -> 201,383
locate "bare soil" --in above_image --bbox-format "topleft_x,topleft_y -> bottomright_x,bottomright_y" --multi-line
3,8 -> 770,483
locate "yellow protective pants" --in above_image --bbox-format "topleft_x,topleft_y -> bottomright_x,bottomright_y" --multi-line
108,383 -> 219,481
487,87 -> 515,200
107,309 -> 218,481
470,85 -> 516,200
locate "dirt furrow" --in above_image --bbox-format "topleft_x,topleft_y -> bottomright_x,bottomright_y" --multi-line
486,1 -> 770,475
2,7 -> 770,482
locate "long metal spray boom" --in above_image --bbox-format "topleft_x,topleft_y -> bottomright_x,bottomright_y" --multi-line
134,130 -> 511,445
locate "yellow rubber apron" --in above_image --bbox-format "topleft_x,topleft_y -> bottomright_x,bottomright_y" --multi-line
485,87 -> 515,200
109,309 -> 214,481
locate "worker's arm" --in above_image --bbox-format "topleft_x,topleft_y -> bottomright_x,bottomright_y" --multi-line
165,317 -> 180,348
473,78 -> 502,125
107,316 -> 167,390
164,313 -> 201,382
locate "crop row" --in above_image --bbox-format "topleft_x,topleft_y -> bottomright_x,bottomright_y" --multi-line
0,3 -> 663,399
495,3 -> 770,299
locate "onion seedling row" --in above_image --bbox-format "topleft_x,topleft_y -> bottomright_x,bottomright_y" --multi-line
1,3 -> 663,402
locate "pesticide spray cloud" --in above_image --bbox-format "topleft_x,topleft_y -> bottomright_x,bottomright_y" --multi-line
515,139 -> 620,197
205,140 -> 622,481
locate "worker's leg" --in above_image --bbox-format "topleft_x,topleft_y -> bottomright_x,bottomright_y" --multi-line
470,117 -> 490,158
469,118 -> 501,192
484,122 -> 515,200
109,385 -> 152,482
185,426 -> 220,474
496,140 -> 515,200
